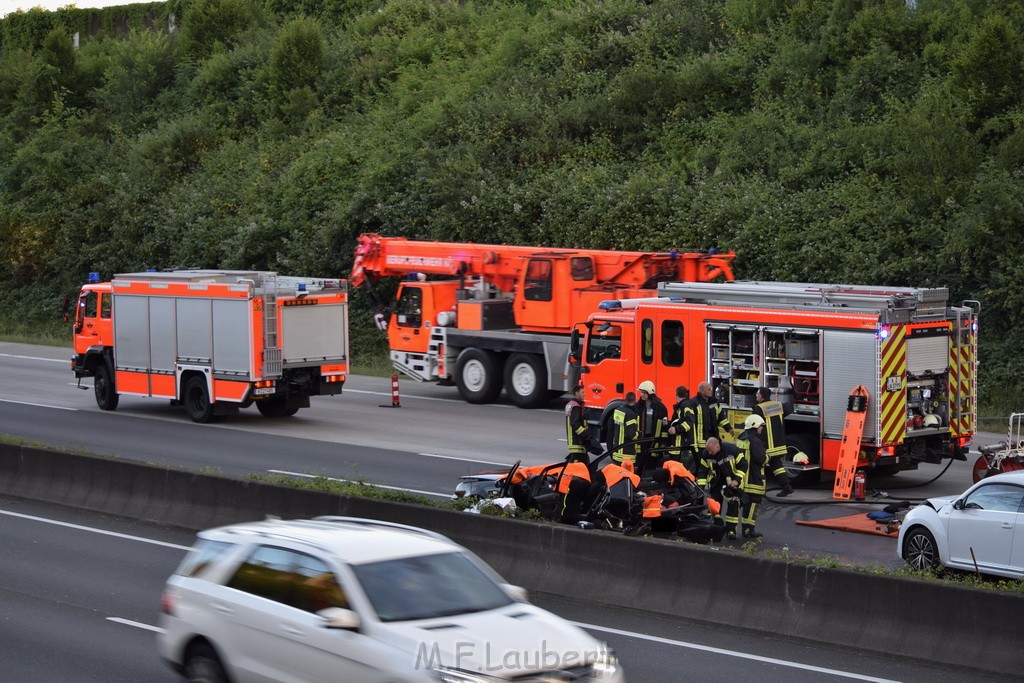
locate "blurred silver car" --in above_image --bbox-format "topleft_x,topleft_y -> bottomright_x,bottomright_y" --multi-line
158,516 -> 624,682
898,471 -> 1024,578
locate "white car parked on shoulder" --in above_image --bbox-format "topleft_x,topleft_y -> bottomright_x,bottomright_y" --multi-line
898,471 -> 1024,578
158,516 -> 624,683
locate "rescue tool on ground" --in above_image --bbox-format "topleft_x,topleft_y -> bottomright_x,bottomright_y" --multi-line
571,280 -> 979,486
350,233 -> 735,408
66,270 -> 349,423
972,412 -> 1024,482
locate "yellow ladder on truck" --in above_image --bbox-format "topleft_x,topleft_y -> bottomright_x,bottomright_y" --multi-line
833,386 -> 870,500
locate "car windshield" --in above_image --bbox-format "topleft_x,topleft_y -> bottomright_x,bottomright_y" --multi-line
350,551 -> 513,622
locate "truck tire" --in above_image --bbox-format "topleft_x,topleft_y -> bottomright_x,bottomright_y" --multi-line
256,396 -> 299,418
455,348 -> 503,404
504,353 -> 548,409
94,363 -> 119,411
184,376 -> 217,424
784,432 -> 821,487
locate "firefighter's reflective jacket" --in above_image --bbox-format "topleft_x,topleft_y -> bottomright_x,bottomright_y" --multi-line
610,403 -> 639,462
735,429 -> 768,495
686,396 -> 731,450
753,399 -> 788,458
696,441 -> 745,490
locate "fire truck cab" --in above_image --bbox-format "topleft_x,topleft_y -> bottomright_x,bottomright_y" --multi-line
572,281 -> 978,483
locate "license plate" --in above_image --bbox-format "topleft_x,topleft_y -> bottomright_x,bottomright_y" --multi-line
253,387 -> 276,396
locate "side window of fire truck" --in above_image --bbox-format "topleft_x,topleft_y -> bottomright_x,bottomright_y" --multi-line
395,287 -> 422,328
80,291 -> 98,319
524,259 -> 553,301
100,293 -> 112,319
570,257 -> 594,281
661,320 -> 683,367
641,319 -> 654,364
586,326 -> 621,363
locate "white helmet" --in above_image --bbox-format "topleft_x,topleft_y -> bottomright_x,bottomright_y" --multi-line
792,451 -> 810,465
743,414 -> 765,430
923,414 -> 942,427
637,380 -> 656,394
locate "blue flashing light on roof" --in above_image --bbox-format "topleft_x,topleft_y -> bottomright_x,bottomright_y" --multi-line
297,283 -> 307,292
598,300 -> 622,311
88,272 -> 100,283
878,326 -> 890,340
669,249 -> 678,260
708,247 -> 718,255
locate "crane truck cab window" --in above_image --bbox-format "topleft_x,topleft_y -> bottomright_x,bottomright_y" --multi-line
661,320 -> 683,367
570,257 -> 594,281
524,259 -> 553,301
395,287 -> 423,328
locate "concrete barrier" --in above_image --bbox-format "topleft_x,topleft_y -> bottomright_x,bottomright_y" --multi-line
1,443 -> 1021,676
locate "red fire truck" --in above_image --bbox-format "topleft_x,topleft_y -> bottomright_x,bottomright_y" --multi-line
571,280 -> 978,483
69,270 -> 349,422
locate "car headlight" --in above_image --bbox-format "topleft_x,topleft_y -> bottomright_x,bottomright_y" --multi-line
432,666 -> 494,683
592,648 -> 621,678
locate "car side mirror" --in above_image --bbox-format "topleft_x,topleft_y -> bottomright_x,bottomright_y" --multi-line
501,583 -> 528,602
952,499 -> 964,510
320,607 -> 361,630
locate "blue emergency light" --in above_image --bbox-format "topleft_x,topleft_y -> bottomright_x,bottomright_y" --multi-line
88,272 -> 100,283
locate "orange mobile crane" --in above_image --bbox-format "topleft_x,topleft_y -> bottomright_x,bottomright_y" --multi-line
571,280 -> 978,484
69,270 -> 349,422
351,233 -> 735,407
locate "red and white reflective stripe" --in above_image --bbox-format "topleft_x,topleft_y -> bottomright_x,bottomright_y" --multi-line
391,374 -> 401,407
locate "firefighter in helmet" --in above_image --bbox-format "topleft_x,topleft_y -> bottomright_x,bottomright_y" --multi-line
734,414 -> 769,539
636,381 -> 669,474
753,387 -> 794,497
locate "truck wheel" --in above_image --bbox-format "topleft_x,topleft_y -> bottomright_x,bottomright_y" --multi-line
94,363 -> 119,411
184,376 -> 216,424
784,433 -> 821,487
256,396 -> 298,418
504,353 -> 548,408
455,349 -> 503,404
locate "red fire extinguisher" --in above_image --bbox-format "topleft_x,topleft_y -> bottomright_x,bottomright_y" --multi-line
853,471 -> 866,501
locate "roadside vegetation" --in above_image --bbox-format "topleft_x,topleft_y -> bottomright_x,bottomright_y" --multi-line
2,0 -> 1023,414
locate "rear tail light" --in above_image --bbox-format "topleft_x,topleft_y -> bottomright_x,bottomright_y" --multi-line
160,590 -> 175,616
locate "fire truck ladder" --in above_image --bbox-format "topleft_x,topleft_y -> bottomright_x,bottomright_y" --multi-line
657,281 -> 949,321
260,273 -> 283,379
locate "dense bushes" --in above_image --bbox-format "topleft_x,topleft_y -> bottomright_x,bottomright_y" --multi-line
1,0 -> 1022,410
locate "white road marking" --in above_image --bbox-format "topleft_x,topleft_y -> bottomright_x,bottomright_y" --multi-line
0,353 -> 67,364
266,469 -> 450,498
575,622 -> 901,683
107,617 -> 166,633
0,399 -> 77,411
0,510 -> 191,550
419,452 -> 512,467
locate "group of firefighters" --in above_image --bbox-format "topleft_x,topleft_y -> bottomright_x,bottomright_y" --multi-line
563,381 -> 795,540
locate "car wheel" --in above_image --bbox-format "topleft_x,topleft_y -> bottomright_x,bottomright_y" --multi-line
784,433 -> 821,487
455,348 -> 503,404
184,376 -> 217,424
93,363 -> 119,411
184,642 -> 228,683
903,526 -> 940,572
504,353 -> 548,408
